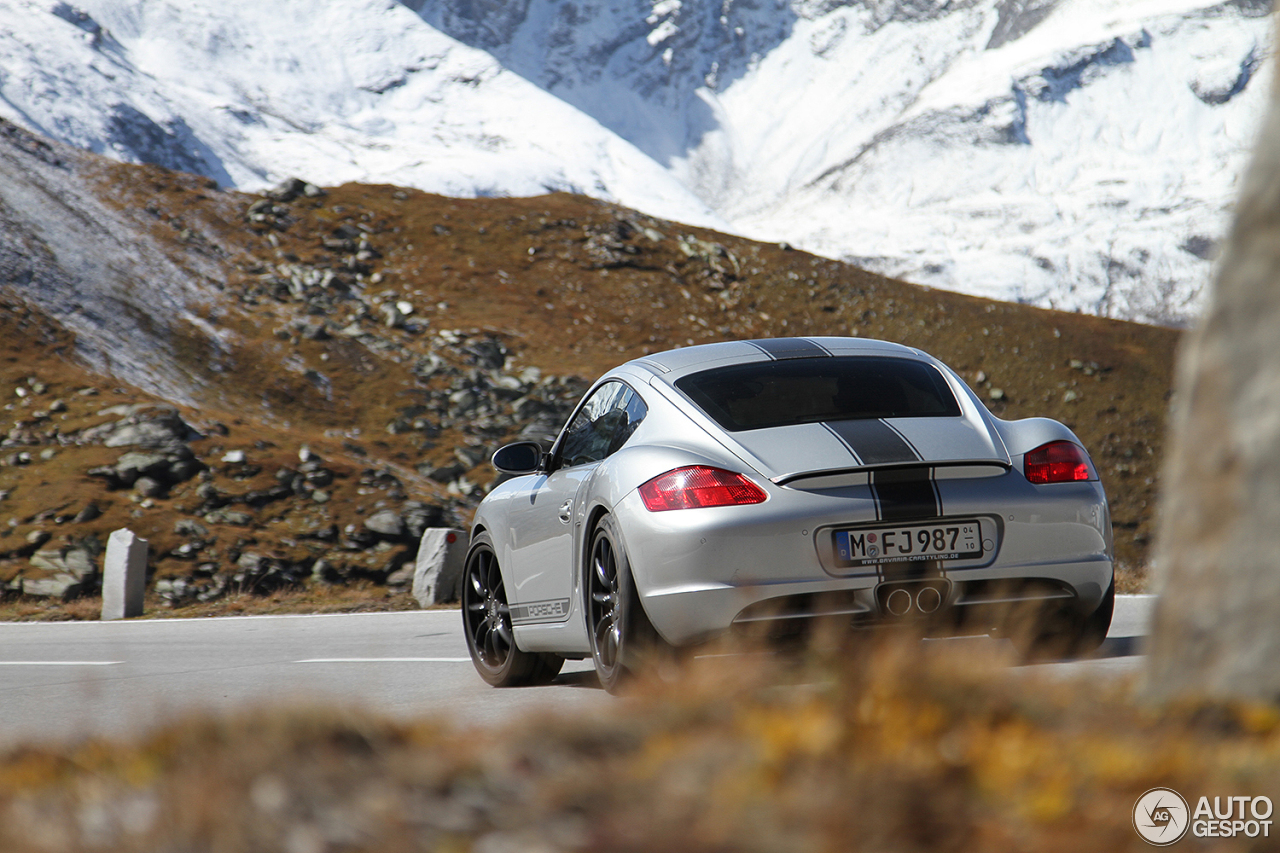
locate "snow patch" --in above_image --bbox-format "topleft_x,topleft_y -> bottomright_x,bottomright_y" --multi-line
0,0 -> 1272,325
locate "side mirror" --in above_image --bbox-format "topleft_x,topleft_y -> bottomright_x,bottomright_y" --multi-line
491,441 -> 544,475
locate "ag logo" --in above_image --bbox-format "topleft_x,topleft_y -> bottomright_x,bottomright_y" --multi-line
1134,788 -> 1190,845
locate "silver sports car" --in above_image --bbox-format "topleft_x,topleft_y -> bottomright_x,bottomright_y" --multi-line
463,337 -> 1114,691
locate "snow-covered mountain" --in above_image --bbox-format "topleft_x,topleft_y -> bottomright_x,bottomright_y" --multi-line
0,0 -> 1272,325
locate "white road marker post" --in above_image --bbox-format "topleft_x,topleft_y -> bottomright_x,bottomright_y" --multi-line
101,528 -> 148,620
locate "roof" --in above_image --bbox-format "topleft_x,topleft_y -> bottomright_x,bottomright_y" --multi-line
627,336 -> 922,377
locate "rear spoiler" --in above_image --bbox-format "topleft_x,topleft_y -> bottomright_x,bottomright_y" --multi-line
776,460 -> 1012,489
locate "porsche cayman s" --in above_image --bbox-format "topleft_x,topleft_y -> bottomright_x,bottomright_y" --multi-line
462,337 -> 1114,691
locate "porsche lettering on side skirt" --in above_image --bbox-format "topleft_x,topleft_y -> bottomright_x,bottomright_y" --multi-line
509,599 -> 571,624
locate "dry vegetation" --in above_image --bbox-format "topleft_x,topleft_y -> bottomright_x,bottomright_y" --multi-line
1,637 -> 1276,852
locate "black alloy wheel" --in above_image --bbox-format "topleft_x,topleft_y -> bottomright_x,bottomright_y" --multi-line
588,527 -> 623,684
462,532 -> 563,687
586,515 -> 664,694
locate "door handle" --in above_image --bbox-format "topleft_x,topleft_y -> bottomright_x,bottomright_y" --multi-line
557,500 -> 573,524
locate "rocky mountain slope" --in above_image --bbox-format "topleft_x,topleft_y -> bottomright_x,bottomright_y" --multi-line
0,119 -> 1176,612
0,0 -> 1269,325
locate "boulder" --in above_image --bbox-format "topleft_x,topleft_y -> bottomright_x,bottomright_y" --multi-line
401,502 -> 443,539
204,509 -> 254,526
73,502 -> 102,523
79,406 -> 198,449
134,476 -> 167,498
89,446 -> 204,491
174,519 -> 209,538
364,509 -> 405,539
30,547 -> 97,581
116,451 -> 173,482
264,177 -> 323,202
412,528 -> 466,606
22,574 -> 83,601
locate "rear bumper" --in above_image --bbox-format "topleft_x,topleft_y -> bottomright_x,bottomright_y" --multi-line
641,558 -> 1112,645
615,472 -> 1113,646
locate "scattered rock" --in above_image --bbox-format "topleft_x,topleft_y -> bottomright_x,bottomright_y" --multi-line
314,526 -> 343,546
88,447 -> 205,491
113,451 -> 172,484
21,574 -> 83,601
134,476 -> 167,498
174,519 -> 209,538
426,462 -> 465,484
74,503 -> 102,523
385,564 -> 415,589
301,463 -> 334,487
402,502 -> 443,539
78,406 -> 199,449
298,318 -> 330,340
30,546 -> 97,581
155,577 -> 195,606
242,484 -> 292,508
195,481 -> 227,506
311,558 -> 340,583
265,177 -> 324,202
204,509 -> 255,526
364,509 -> 405,539
379,303 -> 404,329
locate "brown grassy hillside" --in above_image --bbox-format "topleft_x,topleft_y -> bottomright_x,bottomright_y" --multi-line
0,155 -> 1178,616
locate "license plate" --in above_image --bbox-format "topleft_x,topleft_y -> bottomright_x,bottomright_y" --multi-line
835,521 -> 982,566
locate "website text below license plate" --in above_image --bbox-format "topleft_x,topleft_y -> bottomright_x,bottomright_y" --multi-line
835,521 -> 982,566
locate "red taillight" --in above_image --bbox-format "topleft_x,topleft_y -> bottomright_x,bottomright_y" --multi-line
637,466 -> 768,512
1024,441 -> 1094,484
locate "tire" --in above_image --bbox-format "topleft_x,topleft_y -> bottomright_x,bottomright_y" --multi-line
1075,575 -> 1115,654
1015,577 -> 1115,662
585,515 -> 667,695
462,532 -> 564,687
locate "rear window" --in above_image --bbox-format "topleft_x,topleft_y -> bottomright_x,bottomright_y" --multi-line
675,356 -> 961,432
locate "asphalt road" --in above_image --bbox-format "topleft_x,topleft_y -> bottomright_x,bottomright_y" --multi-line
0,595 -> 1154,747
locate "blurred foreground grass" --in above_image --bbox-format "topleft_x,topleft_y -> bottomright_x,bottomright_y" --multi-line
2,636 -> 1276,852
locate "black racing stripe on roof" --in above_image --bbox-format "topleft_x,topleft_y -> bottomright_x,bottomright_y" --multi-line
746,338 -> 832,360
870,467 -> 942,523
880,419 -> 925,460
824,419 -> 919,465
821,423 -> 863,466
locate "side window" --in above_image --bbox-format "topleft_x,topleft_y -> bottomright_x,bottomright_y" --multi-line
609,385 -> 648,455
558,381 -> 648,468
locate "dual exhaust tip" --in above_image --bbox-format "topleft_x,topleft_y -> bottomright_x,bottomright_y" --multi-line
881,582 -> 946,617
